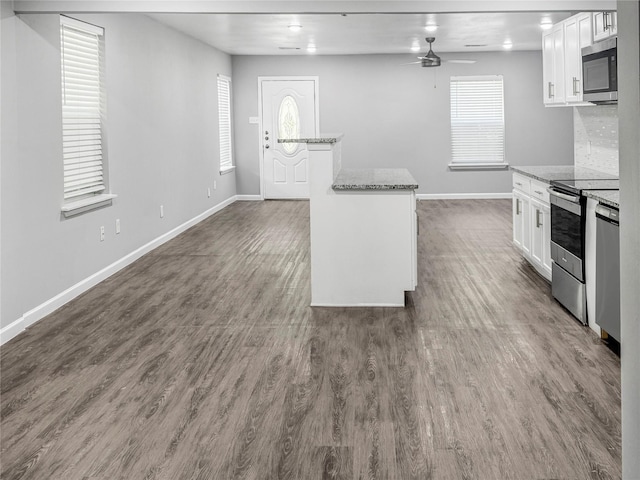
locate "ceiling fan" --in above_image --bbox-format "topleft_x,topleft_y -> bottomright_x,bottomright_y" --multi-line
405,37 -> 476,67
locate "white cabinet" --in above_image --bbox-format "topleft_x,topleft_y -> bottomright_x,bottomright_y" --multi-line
512,173 -> 531,257
513,190 -> 531,256
530,198 -> 552,279
512,173 -> 551,281
593,11 -> 617,42
542,12 -> 594,106
542,24 -> 565,105
564,13 -> 593,103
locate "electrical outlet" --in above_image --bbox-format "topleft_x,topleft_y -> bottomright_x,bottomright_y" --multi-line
100,226 -> 105,242
115,219 -> 121,234
214,181 -> 217,190
160,205 -> 164,218
207,188 -> 211,198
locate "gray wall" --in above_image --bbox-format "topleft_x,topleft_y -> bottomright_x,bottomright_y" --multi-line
0,12 -> 235,330
618,1 -> 640,477
232,51 -> 574,196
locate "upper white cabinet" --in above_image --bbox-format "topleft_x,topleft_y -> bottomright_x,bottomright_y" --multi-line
542,12 -> 594,106
542,24 -> 565,105
593,11 -> 617,42
564,13 -> 593,103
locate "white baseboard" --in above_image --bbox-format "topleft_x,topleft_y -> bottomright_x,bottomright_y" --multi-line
0,318 -> 27,346
417,193 -> 513,200
236,195 -> 263,201
310,303 -> 405,307
0,195 -> 238,346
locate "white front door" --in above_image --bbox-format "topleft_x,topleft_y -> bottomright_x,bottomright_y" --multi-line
260,78 -> 318,199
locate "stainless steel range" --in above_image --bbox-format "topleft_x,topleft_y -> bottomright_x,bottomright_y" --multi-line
548,179 -> 620,324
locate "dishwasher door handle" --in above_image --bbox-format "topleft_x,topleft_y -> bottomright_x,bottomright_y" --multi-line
595,204 -> 620,224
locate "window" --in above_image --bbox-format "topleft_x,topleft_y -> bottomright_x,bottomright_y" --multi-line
278,95 -> 300,155
217,74 -> 234,174
449,75 -> 507,169
60,16 -> 108,204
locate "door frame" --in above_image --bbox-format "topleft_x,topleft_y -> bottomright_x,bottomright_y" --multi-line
258,76 -> 320,200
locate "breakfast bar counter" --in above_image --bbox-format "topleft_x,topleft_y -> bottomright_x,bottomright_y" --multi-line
332,168 -> 419,190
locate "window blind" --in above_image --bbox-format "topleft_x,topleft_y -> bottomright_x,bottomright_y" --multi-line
450,75 -> 505,165
217,75 -> 233,170
60,17 -> 105,200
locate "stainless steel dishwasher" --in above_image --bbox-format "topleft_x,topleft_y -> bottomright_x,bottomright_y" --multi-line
595,203 -> 620,342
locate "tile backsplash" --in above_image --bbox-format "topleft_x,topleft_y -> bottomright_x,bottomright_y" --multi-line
574,105 -> 619,176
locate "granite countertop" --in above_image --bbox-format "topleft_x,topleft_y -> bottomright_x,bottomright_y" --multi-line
332,168 -> 418,191
510,165 -> 619,182
584,190 -> 620,208
278,134 -> 344,144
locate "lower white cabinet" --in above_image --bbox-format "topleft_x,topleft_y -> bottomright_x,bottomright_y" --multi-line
530,198 -> 552,279
512,173 -> 552,281
513,190 -> 531,256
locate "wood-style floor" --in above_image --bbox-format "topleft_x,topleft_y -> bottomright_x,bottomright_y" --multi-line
1,199 -> 621,480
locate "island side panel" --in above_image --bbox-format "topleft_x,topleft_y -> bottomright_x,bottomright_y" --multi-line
309,156 -> 414,306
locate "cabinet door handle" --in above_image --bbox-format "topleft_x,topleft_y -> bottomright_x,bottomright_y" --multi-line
516,198 -> 520,215
603,12 -> 610,31
536,209 -> 542,228
515,182 -> 522,187
534,190 -> 543,195
548,82 -> 554,99
572,77 -> 579,96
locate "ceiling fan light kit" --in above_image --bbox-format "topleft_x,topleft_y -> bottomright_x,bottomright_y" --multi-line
402,37 -> 476,68
420,37 -> 441,67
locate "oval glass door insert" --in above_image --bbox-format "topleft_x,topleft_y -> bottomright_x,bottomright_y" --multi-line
278,95 -> 300,155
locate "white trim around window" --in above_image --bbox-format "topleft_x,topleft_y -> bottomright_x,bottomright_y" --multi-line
60,15 -> 114,215
449,74 -> 508,170
217,74 -> 234,174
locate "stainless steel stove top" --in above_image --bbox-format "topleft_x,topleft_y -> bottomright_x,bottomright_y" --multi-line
550,179 -> 620,195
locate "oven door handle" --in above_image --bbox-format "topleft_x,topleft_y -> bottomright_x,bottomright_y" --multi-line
547,187 -> 580,204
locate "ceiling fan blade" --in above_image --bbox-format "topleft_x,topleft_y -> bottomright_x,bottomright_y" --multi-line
401,61 -> 422,65
444,59 -> 477,64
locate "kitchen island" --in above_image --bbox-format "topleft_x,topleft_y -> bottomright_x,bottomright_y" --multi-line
279,135 -> 418,307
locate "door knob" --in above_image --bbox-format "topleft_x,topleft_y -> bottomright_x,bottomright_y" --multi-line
265,136 -> 269,140
265,144 -> 270,149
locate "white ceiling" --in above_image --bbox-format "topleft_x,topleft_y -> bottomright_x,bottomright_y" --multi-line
147,11 -> 577,55
14,1 -> 617,56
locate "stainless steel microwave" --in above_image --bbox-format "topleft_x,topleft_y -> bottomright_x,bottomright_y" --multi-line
582,37 -> 618,103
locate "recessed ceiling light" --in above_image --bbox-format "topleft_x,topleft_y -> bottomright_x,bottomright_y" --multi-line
540,19 -> 553,30
411,43 -> 421,52
307,44 -> 317,53
288,24 -> 302,32
425,24 -> 438,33
503,41 -> 513,50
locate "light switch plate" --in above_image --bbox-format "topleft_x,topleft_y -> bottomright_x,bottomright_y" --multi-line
249,116 -> 259,124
